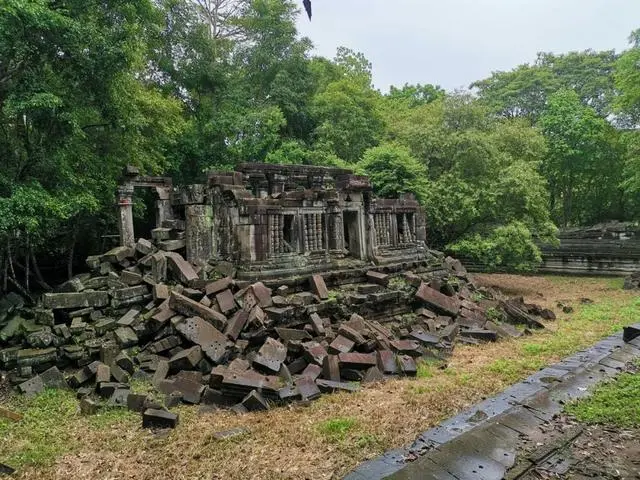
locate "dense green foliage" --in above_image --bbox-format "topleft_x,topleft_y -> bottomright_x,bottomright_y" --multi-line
1,0 -> 640,285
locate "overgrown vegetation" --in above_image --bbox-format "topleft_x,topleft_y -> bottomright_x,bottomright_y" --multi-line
2,1 -> 640,286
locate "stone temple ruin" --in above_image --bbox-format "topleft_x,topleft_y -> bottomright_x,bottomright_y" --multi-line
0,163 -> 553,430
117,163 -> 427,278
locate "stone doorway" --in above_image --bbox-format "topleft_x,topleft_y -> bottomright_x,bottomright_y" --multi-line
343,211 -> 362,259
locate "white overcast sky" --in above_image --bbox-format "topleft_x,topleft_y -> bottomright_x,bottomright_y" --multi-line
296,0 -> 640,91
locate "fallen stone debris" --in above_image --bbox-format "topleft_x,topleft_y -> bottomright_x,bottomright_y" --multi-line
0,238 -> 554,430
623,270 -> 640,290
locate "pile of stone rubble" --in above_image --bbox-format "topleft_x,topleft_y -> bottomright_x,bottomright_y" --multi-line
0,238 -> 553,429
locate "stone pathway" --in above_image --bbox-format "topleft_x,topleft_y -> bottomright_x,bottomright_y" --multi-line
345,325 -> 640,480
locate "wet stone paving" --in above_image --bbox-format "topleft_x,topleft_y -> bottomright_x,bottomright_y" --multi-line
345,324 -> 640,480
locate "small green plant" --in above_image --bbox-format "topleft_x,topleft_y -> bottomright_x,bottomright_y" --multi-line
388,276 -> 412,292
326,290 -> 340,302
522,342 -> 547,355
566,373 -> 640,427
447,276 -> 460,287
416,358 -> 445,378
486,307 -> 502,322
317,417 -> 358,441
471,291 -> 485,302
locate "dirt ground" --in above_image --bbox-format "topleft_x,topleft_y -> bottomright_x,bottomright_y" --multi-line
473,273 -> 616,309
568,424 -> 640,479
512,413 -> 640,479
5,274 -> 640,480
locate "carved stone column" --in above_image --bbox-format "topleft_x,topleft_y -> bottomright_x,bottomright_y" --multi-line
155,186 -> 174,228
185,204 -> 213,266
117,184 -> 135,247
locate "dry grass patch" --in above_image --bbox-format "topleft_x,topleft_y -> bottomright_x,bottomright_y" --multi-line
3,275 -> 639,480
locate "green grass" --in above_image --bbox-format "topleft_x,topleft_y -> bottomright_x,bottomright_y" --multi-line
416,358 -> 445,379
0,389 -> 138,468
317,417 -> 358,441
566,372 -> 640,427
486,357 -> 548,383
0,389 -> 78,466
316,416 -> 383,451
483,296 -> 640,385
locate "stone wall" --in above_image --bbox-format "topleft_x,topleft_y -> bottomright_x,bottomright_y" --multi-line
538,222 -> 640,276
117,163 -> 428,281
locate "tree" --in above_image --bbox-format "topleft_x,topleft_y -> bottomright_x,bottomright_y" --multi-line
472,49 -> 618,122
471,64 -> 557,122
356,144 -> 428,203
0,0 -> 185,288
387,83 -> 445,107
378,91 -> 556,271
190,0 -> 249,40
448,222 -> 546,273
539,89 -> 623,226
312,78 -> 384,163
537,50 -> 617,118
615,29 -> 640,125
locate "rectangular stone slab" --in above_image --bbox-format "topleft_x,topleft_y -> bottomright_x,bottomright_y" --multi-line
169,291 -> 227,331
338,325 -> 366,345
225,311 -> 249,341
366,271 -> 390,287
168,346 -> 202,371
175,317 -> 227,364
390,340 -> 423,357
205,277 -> 233,296
295,377 -> 321,400
249,282 -> 273,308
253,338 -> 287,373
377,350 -> 398,374
338,352 -> 377,370
328,335 -> 355,354
215,289 -> 236,314
315,379 -> 360,393
322,354 -> 341,381
17,348 -> 57,367
117,308 -> 140,327
303,342 -> 328,365
275,327 -> 312,343
111,285 -> 148,301
101,246 -> 135,263
460,328 -> 498,342
165,252 -> 198,284
415,283 -> 460,316
43,292 -> 109,309
221,371 -> 281,396
142,409 -> 179,429
397,355 -> 418,376
410,329 -> 441,346
309,274 -> 329,300
309,313 -> 325,336
301,363 -> 322,381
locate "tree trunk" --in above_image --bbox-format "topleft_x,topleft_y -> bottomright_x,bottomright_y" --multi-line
30,251 -> 52,291
67,226 -> 77,280
25,235 -> 30,292
1,249 -> 5,293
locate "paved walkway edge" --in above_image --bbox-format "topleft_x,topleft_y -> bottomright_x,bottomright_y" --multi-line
345,324 -> 640,480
